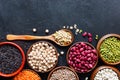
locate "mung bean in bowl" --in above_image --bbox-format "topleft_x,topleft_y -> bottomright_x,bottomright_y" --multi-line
27,41 -> 58,73
67,42 -> 98,73
47,66 -> 79,80
97,34 -> 120,65
0,42 -> 25,77
90,66 -> 120,80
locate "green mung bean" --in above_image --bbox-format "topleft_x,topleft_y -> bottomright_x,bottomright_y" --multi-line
100,37 -> 120,63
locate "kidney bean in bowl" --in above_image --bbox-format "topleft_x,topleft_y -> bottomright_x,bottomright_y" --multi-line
67,42 -> 98,73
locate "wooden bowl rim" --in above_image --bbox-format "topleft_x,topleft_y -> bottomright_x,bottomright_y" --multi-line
97,33 -> 120,65
26,41 -> 58,73
90,65 -> 120,80
0,42 -> 25,77
47,66 -> 79,80
66,41 -> 98,73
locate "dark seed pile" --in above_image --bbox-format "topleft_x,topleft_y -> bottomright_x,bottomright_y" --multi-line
0,45 -> 22,74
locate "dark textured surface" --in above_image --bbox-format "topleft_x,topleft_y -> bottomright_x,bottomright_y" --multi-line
0,0 -> 120,80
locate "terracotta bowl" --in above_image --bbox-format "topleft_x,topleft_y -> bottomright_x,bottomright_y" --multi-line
26,41 -> 58,73
13,69 -> 42,80
66,42 -> 98,73
0,42 -> 25,77
90,66 -> 120,80
47,66 -> 79,80
97,34 -> 120,65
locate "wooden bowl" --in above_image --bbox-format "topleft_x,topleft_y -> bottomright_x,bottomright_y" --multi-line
26,41 -> 58,73
90,66 -> 120,80
66,42 -> 98,73
13,69 -> 42,80
97,34 -> 120,65
0,42 -> 25,77
47,66 -> 79,80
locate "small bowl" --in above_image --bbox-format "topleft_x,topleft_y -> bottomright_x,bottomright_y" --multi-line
90,66 -> 120,80
66,42 -> 98,73
47,66 -> 79,80
97,34 -> 120,65
27,41 -> 58,73
0,42 -> 25,77
13,69 -> 42,80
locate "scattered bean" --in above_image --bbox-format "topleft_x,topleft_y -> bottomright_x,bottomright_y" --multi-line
45,29 -> 49,33
33,28 -> 37,32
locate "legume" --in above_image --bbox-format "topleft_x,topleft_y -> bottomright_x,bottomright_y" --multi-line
13,69 -> 41,80
100,37 -> 120,63
53,30 -> 72,45
27,41 -> 58,72
0,44 -> 22,74
94,68 -> 119,80
68,42 -> 98,73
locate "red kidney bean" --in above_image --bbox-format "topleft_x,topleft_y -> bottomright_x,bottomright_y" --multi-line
68,42 -> 98,73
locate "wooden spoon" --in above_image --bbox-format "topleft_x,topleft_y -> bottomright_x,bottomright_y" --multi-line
6,29 -> 74,46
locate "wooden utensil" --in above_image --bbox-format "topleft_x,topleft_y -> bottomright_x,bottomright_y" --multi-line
6,29 -> 74,46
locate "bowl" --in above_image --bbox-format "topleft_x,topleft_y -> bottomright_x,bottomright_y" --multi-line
27,41 -> 58,73
66,42 -> 98,73
13,69 -> 42,80
0,42 -> 25,77
90,66 -> 120,80
47,66 -> 79,80
97,34 -> 120,65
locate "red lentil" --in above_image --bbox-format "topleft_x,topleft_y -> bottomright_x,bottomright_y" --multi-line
13,69 -> 41,80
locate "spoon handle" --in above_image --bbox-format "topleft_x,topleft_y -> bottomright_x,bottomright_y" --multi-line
6,34 -> 51,40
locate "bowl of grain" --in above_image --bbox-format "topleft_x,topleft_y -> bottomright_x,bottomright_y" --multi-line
97,34 -> 120,65
0,42 -> 25,77
27,41 -> 58,73
90,66 -> 120,80
47,66 -> 79,80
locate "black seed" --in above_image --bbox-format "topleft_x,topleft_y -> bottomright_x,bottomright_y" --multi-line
0,44 -> 22,74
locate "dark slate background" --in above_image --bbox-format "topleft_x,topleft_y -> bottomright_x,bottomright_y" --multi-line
0,0 -> 120,80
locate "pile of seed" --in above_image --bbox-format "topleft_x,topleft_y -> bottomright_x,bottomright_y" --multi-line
0,45 -> 22,74
100,37 -> 120,63
94,68 -> 119,80
49,68 -> 77,80
53,30 -> 72,45
27,42 -> 58,72
13,69 -> 41,80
